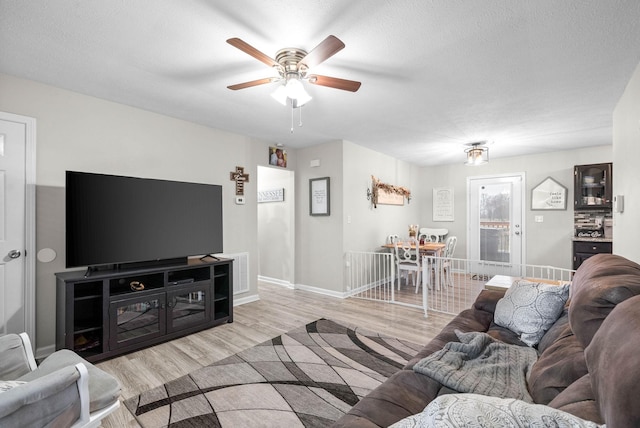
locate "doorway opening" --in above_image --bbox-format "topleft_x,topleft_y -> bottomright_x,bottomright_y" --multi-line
257,166 -> 295,287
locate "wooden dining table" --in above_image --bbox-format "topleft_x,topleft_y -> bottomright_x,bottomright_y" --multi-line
382,241 -> 448,308
381,241 -> 446,255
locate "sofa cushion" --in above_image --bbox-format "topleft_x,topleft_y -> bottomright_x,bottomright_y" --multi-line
0,380 -> 26,393
569,253 -> 640,349
0,334 -> 33,380
548,374 -> 602,424
527,311 -> 588,405
389,394 -> 604,428
331,369 -> 446,428
18,349 -> 120,413
536,306 -> 571,354
585,295 -> 640,428
494,279 -> 569,346
472,289 -> 507,314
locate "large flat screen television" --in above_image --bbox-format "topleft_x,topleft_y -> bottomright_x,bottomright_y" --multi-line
65,171 -> 223,269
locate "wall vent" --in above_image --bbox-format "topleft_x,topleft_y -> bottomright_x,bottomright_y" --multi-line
222,252 -> 249,295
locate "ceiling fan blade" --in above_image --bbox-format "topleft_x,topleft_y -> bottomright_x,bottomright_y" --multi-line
308,75 -> 361,92
227,78 -> 276,90
227,38 -> 278,68
299,35 -> 345,70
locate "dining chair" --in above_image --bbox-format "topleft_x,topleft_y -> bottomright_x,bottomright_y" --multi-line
419,228 -> 449,242
418,232 -> 438,244
386,234 -> 400,244
441,235 -> 457,287
394,238 -> 422,293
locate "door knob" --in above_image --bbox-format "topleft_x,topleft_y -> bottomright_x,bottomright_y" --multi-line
8,250 -> 21,259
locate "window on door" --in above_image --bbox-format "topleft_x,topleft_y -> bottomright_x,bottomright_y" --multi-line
468,174 -> 524,276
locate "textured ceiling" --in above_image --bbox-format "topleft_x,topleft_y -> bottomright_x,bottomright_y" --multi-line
1,1 -> 640,166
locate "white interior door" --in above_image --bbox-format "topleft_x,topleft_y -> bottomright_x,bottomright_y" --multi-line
0,112 -> 36,340
468,174 -> 525,276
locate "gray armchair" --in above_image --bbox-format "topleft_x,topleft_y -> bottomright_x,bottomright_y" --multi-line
0,333 -> 121,427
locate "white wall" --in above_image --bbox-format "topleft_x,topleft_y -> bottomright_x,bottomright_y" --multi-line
295,141 -> 344,294
293,140 -> 421,295
420,146 -> 611,269
257,166 -> 295,285
613,62 -> 640,261
342,141 -> 421,253
0,73 -> 272,352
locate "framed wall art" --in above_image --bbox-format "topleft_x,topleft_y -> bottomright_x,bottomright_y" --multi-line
309,177 -> 330,216
433,187 -> 454,221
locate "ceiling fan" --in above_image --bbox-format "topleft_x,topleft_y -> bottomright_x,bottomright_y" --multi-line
226,35 -> 361,107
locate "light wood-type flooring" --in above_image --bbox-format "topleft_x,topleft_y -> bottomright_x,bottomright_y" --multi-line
97,281 -> 456,427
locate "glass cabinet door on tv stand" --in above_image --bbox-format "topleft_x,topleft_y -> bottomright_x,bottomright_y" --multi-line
167,282 -> 211,333
109,292 -> 166,350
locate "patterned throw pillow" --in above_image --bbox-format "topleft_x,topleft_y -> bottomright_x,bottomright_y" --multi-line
389,393 -> 604,427
494,280 -> 570,346
0,380 -> 27,393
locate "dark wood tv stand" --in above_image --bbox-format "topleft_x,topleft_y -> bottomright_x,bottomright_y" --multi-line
56,257 -> 233,362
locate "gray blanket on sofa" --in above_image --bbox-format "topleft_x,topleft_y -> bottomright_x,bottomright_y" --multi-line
413,330 -> 537,402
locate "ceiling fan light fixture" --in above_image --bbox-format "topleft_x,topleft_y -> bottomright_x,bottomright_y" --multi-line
270,85 -> 288,106
271,76 -> 312,107
464,142 -> 489,166
292,88 -> 312,107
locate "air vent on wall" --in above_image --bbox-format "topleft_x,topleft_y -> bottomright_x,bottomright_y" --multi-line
222,252 -> 249,294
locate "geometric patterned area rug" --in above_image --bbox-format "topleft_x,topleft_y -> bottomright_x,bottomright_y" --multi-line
124,318 -> 423,427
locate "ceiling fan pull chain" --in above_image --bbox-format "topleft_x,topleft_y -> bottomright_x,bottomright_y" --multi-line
290,101 -> 294,133
299,105 -> 303,128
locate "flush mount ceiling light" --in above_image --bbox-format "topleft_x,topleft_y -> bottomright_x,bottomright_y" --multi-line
464,141 -> 489,166
226,36 -> 361,132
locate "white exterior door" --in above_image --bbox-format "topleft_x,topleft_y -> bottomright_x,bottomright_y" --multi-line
468,173 -> 525,276
0,112 -> 36,340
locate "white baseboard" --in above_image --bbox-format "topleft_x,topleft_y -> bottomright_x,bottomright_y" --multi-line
294,283 -> 348,299
233,294 -> 260,306
258,275 -> 294,289
258,275 -> 348,298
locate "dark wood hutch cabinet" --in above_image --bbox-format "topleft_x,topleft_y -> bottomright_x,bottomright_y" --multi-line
574,163 -> 612,210
572,162 -> 613,271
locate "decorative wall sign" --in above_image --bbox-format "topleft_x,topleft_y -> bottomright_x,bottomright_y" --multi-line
230,166 -> 250,195
309,177 -> 330,216
258,188 -> 285,203
531,176 -> 567,210
377,189 -> 405,206
369,175 -> 411,208
433,187 -> 454,221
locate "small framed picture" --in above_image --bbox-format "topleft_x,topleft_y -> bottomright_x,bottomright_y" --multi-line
269,146 -> 287,168
309,177 -> 330,216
